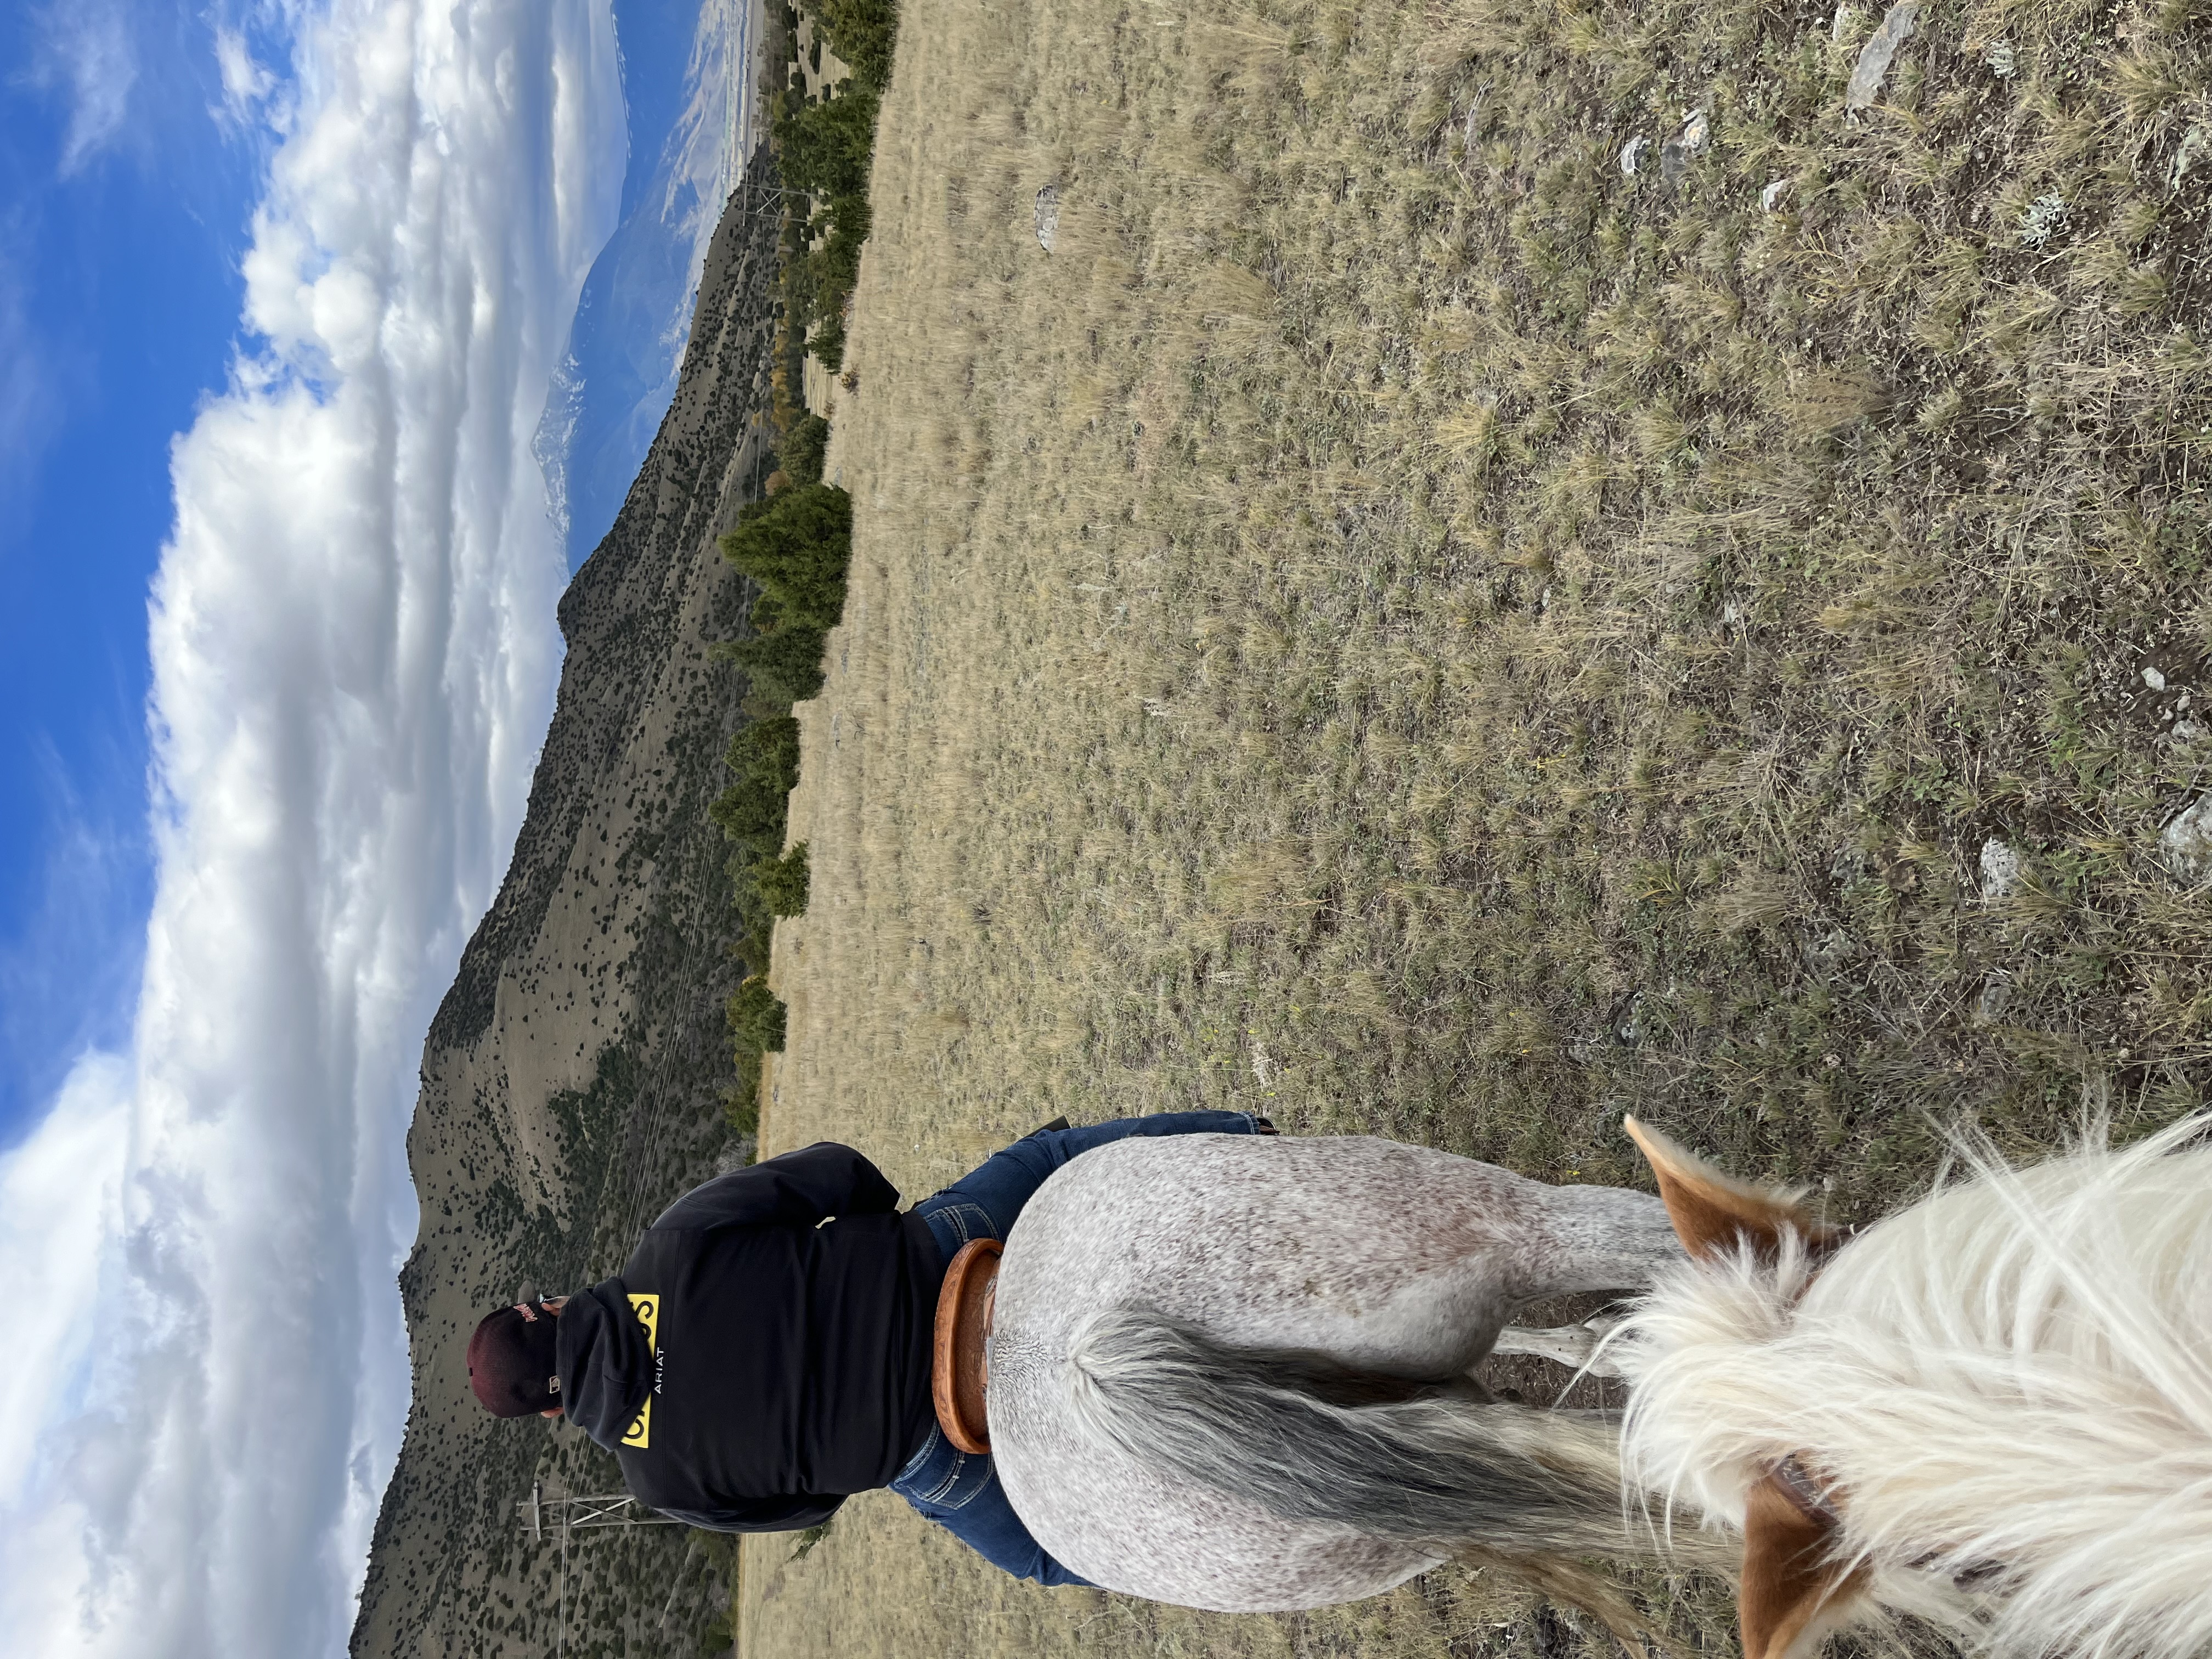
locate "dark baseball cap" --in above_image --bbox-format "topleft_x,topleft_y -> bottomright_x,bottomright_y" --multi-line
467,1301 -> 562,1417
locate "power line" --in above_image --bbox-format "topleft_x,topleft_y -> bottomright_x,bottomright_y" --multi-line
521,1482 -> 684,1659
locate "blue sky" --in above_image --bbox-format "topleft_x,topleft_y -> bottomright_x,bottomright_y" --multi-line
0,0 -> 738,1150
0,1 -> 748,1653
0,1 -> 251,1147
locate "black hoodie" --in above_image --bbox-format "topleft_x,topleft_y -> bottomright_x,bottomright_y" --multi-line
554,1142 -> 943,1531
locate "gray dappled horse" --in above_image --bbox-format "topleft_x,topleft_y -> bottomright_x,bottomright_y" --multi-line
984,1132 -> 1690,1610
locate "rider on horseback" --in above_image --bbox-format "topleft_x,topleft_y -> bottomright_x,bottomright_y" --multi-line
465,1111 -> 1271,1584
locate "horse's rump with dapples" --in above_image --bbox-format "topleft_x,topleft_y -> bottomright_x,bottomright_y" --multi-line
956,1133 -> 1690,1611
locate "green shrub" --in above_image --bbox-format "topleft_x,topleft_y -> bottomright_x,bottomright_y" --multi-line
813,0 -> 898,88
809,312 -> 848,373
727,976 -> 788,1053
708,717 -> 802,853
818,189 -> 870,268
709,781 -> 784,854
720,1071 -> 760,1135
802,193 -> 868,371
729,715 -> 802,794
774,83 -> 879,372
723,626 -> 828,709
758,843 -> 811,916
718,55 -> 868,1082
776,85 -> 877,200
719,484 -> 851,634
780,413 -> 831,486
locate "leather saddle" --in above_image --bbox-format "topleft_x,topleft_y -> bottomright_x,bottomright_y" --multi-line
931,1238 -> 1002,1454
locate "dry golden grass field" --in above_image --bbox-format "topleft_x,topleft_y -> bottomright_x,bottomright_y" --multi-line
736,0 -> 2212,1649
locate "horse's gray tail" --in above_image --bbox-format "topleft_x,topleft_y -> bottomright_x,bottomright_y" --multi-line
1061,1307 -> 1644,1561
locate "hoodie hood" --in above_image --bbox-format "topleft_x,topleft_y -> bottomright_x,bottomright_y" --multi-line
555,1277 -> 654,1452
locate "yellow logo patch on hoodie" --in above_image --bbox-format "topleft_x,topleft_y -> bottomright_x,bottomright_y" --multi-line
620,1294 -> 659,1448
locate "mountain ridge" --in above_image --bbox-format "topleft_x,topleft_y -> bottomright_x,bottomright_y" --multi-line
351,146 -> 783,1659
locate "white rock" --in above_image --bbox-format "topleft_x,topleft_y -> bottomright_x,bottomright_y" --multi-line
1847,1 -> 1920,113
2145,664 -> 2169,692
1979,836 -> 2022,900
2172,123 -> 2209,192
1807,928 -> 1857,968
2161,793 -> 2212,882
1660,111 -> 1709,185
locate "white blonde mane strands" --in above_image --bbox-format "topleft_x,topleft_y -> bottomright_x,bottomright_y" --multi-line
1618,1116 -> 2212,1659
1615,1228 -> 1823,1531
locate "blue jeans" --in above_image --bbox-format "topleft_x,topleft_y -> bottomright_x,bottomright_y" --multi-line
893,1110 -> 1268,1587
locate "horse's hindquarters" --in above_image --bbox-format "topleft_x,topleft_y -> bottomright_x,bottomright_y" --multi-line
984,1133 -> 1570,1608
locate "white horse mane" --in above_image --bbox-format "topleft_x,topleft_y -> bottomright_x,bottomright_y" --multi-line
1618,1114 -> 2212,1659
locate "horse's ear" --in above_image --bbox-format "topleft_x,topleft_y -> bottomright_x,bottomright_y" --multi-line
1740,1472 -> 1866,1659
1622,1116 -> 1834,1262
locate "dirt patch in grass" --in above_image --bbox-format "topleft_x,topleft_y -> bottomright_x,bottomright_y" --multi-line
739,0 -> 2212,1650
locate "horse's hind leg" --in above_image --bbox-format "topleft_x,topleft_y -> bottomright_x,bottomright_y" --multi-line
1474,1182 -> 1681,1378
1491,1313 -> 1627,1377
1510,1179 -> 1686,1301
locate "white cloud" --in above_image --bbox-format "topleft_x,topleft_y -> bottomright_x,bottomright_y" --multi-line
0,0 -> 627,1655
0,1054 -> 129,1506
29,0 -> 139,175
661,0 -> 752,348
212,27 -> 276,128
